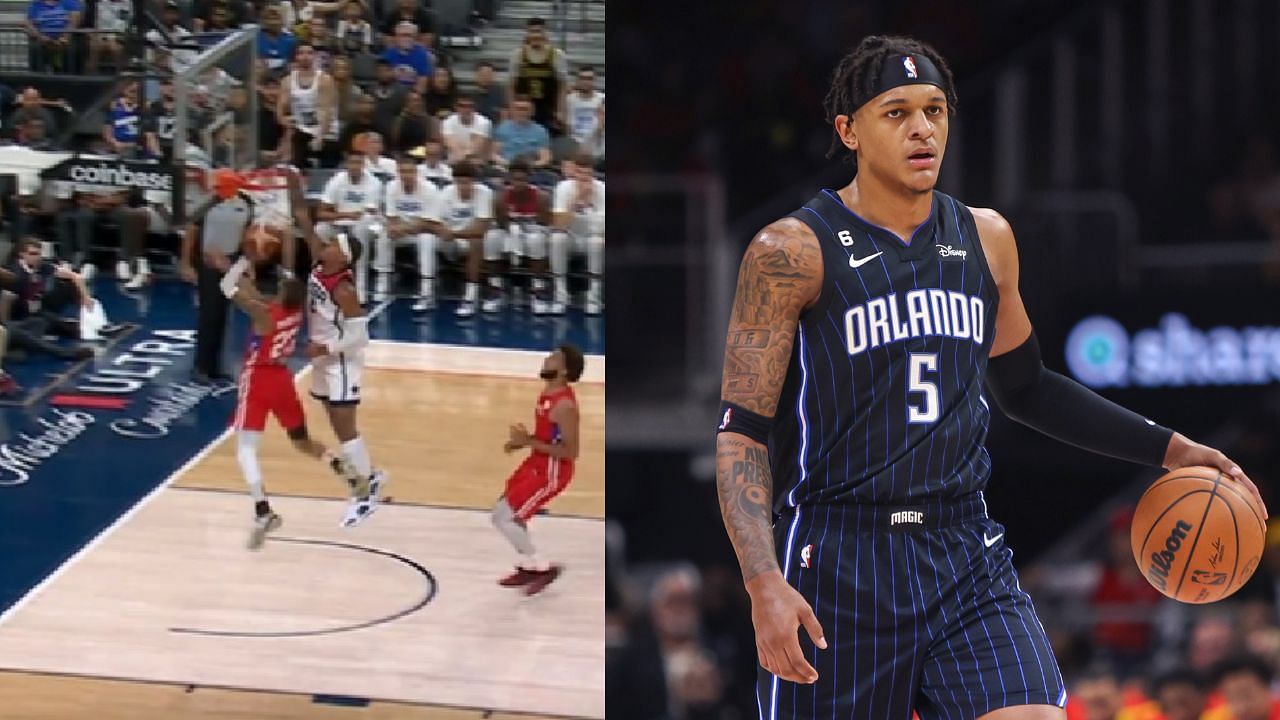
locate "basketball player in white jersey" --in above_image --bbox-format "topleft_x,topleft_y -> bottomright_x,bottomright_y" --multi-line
316,148 -> 387,303
361,131 -> 397,179
549,153 -> 604,314
438,160 -> 503,317
277,41 -> 340,168
303,225 -> 386,526
384,154 -> 444,310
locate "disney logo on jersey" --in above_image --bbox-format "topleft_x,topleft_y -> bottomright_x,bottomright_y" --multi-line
935,244 -> 968,260
844,289 -> 986,356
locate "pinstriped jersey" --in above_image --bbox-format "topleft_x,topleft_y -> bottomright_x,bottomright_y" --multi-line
770,189 -> 999,509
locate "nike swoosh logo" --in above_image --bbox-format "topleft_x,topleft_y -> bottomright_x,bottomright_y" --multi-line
848,251 -> 883,268
983,532 -> 1004,548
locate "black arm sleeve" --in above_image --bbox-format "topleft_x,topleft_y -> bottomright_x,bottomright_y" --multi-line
985,331 -> 1174,467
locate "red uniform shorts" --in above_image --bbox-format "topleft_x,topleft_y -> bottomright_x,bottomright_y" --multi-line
231,364 -> 304,432
505,453 -> 574,522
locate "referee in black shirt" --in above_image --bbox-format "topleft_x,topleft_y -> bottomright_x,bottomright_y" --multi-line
180,175 -> 255,382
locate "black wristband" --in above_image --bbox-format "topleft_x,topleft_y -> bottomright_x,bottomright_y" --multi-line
716,400 -> 773,445
986,332 -> 1174,467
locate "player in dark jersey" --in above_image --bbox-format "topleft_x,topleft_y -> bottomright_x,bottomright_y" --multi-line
491,343 -> 584,595
220,259 -> 355,549
714,35 -> 1267,720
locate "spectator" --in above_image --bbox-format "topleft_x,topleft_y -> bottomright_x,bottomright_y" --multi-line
191,0 -> 250,31
9,88 -> 66,135
2,238 -> 97,361
279,0 -> 343,32
1150,668 -> 1213,720
101,79 -> 141,157
257,6 -> 297,71
204,3 -> 234,30
1191,616 -> 1244,675
88,0 -> 130,73
423,66 -> 457,120
381,21 -> 433,93
1214,655 -> 1280,720
437,159 -> 495,317
492,95 -> 551,170
142,77 -> 177,160
473,60 -> 506,123
145,0 -> 196,76
22,116 -> 58,151
24,0 -> 81,72
441,93 -> 491,164
255,73 -> 287,163
508,17 -> 568,134
666,647 -> 729,720
330,54 -> 364,126
334,0 -> 373,56
278,41 -> 339,168
379,0 -> 433,49
388,90 -> 431,154
566,65 -> 605,157
336,93 -> 380,156
1090,507 -> 1164,666
415,138 -> 452,185
550,152 -> 604,314
1069,665 -> 1127,720
369,58 -> 408,128
306,16 -> 337,69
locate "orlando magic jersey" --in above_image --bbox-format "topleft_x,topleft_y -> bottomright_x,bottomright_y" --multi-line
771,189 -> 999,509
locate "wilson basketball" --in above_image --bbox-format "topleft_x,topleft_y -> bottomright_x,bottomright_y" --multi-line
1131,466 -> 1266,603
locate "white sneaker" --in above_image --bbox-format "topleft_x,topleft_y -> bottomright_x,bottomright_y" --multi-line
124,272 -> 149,291
585,299 -> 602,315
341,470 -> 386,528
79,263 -> 96,284
456,300 -> 476,317
412,295 -> 435,311
374,273 -> 390,301
548,301 -> 566,315
532,298 -> 549,315
116,260 -> 131,281
248,512 -> 282,550
481,295 -> 504,313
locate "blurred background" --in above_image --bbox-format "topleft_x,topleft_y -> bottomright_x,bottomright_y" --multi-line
607,1 -> 1280,719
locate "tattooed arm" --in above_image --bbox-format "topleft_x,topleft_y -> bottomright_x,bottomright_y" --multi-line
717,218 -> 826,684
717,217 -> 822,580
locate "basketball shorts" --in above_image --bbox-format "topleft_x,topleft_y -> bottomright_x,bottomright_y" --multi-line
309,351 -> 363,405
232,364 -> 304,432
504,454 -> 574,522
759,493 -> 1067,720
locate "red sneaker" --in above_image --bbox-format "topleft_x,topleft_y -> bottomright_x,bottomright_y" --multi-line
499,567 -> 539,587
523,565 -> 563,596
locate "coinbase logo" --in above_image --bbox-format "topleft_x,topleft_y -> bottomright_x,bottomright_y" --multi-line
1065,315 -> 1130,388
1064,313 -> 1280,388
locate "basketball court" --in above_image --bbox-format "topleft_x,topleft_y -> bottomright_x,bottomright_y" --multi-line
0,339 -> 605,719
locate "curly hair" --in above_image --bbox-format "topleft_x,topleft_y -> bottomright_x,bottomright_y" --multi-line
823,35 -> 959,162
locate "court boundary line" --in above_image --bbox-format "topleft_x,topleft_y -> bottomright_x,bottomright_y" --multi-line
168,484 -> 606,522
365,340 -> 606,383
0,668 -> 594,720
0,299 -> 394,628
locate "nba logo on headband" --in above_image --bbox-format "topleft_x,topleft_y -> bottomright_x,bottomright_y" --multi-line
903,56 -> 918,79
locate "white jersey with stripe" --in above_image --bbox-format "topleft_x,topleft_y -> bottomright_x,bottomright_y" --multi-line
306,264 -> 354,346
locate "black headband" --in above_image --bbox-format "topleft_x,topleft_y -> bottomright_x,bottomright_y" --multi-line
855,53 -> 946,111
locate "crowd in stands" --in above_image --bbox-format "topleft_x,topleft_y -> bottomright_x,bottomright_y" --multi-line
0,0 -> 605,330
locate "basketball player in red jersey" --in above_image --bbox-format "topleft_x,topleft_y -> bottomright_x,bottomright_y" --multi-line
492,343 -> 585,595
219,257 -> 355,548
496,160 -> 554,314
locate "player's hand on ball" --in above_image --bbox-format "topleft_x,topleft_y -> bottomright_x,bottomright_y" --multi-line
304,342 -> 329,358
745,571 -> 826,684
1164,432 -> 1267,518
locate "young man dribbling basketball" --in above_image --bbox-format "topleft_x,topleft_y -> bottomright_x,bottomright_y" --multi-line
714,35 -> 1268,719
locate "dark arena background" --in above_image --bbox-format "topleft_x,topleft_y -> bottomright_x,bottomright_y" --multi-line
608,1 -> 1280,719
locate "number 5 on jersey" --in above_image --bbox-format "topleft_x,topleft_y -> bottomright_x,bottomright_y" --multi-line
908,353 -> 939,424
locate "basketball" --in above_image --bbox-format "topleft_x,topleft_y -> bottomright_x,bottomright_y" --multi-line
1131,466 -> 1266,603
242,226 -> 282,264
